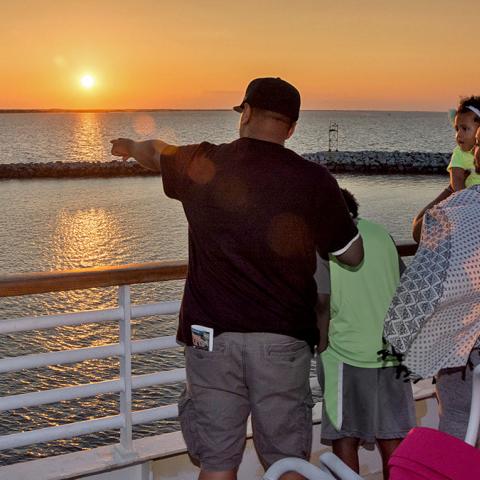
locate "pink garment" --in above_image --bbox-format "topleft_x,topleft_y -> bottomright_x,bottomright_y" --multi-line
389,427 -> 480,479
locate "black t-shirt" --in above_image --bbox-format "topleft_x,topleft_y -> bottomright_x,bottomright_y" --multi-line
160,137 -> 358,347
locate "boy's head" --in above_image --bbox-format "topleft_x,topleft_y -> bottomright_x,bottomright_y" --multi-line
455,96 -> 480,152
340,188 -> 359,219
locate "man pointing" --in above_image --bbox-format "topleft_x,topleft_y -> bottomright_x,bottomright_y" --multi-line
111,77 -> 363,480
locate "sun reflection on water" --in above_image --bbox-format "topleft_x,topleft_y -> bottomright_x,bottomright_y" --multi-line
51,208 -> 122,269
71,113 -> 106,163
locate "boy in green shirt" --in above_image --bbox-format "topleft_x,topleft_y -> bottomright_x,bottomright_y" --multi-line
315,189 -> 415,480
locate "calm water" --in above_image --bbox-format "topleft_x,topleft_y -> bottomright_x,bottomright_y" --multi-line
0,110 -> 455,165
0,111 -> 452,464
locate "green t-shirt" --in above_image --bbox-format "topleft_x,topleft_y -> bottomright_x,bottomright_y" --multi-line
447,146 -> 480,188
326,218 -> 400,367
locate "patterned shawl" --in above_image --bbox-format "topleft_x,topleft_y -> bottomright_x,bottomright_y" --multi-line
383,185 -> 480,378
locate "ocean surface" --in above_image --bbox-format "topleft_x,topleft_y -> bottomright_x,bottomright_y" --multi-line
0,110 -> 455,166
0,110 -> 452,465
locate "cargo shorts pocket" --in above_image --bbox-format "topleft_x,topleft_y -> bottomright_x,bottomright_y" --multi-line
256,391 -> 314,467
300,393 -> 315,457
185,343 -> 229,389
266,340 -> 312,366
281,392 -> 315,460
257,339 -> 314,461
178,388 -> 200,459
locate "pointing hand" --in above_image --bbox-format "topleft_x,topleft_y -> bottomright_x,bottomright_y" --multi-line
110,138 -> 134,161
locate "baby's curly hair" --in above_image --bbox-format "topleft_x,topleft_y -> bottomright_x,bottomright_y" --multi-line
457,96 -> 480,122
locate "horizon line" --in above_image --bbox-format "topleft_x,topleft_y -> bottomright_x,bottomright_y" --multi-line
0,107 -> 446,114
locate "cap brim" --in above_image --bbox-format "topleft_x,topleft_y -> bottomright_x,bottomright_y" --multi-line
233,105 -> 243,114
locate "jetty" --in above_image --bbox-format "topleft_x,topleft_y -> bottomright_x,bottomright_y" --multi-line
0,152 -> 451,180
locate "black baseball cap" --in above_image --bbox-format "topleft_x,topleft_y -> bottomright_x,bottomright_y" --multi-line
233,77 -> 301,122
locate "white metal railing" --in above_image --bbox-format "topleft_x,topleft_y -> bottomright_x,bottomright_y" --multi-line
0,284 -> 184,454
0,244 -> 420,470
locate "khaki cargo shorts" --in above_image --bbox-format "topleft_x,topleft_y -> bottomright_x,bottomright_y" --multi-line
178,332 -> 313,471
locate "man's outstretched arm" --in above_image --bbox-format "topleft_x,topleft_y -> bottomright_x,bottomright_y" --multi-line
110,138 -> 172,172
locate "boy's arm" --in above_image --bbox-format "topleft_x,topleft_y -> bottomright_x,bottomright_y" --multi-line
412,185 -> 453,243
316,293 -> 330,354
333,234 -> 364,268
450,167 -> 468,192
110,138 -> 172,172
314,255 -> 331,353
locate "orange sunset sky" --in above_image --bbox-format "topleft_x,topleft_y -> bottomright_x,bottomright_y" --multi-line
1,0 -> 479,111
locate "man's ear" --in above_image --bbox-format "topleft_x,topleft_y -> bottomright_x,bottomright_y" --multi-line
240,103 -> 253,126
286,121 -> 296,140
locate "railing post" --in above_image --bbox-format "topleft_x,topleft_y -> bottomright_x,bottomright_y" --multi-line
118,285 -> 134,455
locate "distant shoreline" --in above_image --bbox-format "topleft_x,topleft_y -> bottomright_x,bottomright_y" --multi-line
0,108 -> 446,114
0,108 -> 232,114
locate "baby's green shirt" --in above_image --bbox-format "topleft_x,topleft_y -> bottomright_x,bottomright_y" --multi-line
447,146 -> 480,188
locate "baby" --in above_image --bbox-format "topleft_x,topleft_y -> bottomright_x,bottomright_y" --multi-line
448,96 -> 480,190
413,97 -> 480,242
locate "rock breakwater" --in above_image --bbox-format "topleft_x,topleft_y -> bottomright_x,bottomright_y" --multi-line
0,152 -> 450,180
0,160 -> 157,180
303,151 -> 450,174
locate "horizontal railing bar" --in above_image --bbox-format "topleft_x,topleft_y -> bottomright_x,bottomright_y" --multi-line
0,379 -> 124,412
131,336 -> 179,354
132,369 -> 186,389
0,415 -> 125,451
131,301 -> 180,318
0,307 -> 122,334
0,300 -> 179,336
0,344 -> 123,373
0,300 -> 180,336
0,336 -> 180,374
132,404 -> 179,424
0,369 -> 186,412
0,403 -> 183,451
0,259 -> 188,298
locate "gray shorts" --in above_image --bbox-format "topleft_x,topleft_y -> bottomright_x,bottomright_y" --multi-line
317,358 -> 416,449
178,332 -> 313,471
436,348 -> 480,441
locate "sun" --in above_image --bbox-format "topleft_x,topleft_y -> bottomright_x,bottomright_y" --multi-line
80,74 -> 95,89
